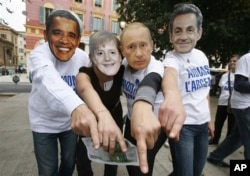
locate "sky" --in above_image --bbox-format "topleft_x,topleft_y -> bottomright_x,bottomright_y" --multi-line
0,0 -> 26,31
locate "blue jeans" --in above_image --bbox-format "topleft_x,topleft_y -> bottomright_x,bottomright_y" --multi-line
32,130 -> 77,176
232,107 -> 250,159
169,123 -> 208,176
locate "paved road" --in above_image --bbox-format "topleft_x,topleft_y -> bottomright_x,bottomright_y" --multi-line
0,75 -> 244,175
0,83 -> 31,94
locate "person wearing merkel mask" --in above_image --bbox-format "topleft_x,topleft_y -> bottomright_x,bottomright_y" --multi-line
75,30 -> 127,176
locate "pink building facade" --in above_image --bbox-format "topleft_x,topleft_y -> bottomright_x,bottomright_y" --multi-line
25,0 -> 121,55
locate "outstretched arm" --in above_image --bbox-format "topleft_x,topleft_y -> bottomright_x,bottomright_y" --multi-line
71,104 -> 100,149
159,67 -> 186,140
76,72 -> 127,155
131,72 -> 162,174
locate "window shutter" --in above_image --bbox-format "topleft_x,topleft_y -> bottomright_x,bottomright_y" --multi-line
102,18 -> 105,30
39,6 -> 45,24
90,16 -> 93,31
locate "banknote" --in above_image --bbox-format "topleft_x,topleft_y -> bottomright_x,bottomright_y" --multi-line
81,137 -> 139,166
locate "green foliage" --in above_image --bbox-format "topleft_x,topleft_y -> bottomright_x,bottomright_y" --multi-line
117,0 -> 250,67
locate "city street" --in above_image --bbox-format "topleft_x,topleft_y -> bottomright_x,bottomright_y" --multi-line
0,75 -> 244,176
0,82 -> 31,94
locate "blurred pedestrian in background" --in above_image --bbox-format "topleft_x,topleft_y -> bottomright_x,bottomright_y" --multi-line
209,54 -> 240,145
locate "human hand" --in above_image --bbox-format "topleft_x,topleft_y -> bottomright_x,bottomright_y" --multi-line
208,121 -> 214,139
97,109 -> 127,156
71,104 -> 100,149
131,101 -> 161,174
159,92 -> 186,140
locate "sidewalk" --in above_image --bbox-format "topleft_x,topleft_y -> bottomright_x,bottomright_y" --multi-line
0,89 -> 244,175
0,74 -> 30,83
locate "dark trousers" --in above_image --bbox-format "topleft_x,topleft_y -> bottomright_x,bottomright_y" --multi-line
76,111 -> 123,176
124,117 -> 167,176
76,137 -> 93,176
76,116 -> 167,176
212,105 -> 235,143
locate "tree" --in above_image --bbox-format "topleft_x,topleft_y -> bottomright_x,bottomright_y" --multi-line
117,0 -> 250,67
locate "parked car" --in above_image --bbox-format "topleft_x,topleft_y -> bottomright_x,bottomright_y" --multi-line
0,68 -> 9,75
15,66 -> 27,74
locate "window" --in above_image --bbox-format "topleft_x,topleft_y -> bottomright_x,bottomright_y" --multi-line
91,16 -> 104,31
5,48 -> 11,57
111,21 -> 119,34
113,0 -> 119,11
19,48 -> 24,53
1,34 -> 7,39
39,6 -> 53,24
76,13 -> 83,21
75,0 -> 82,3
95,0 -> 102,8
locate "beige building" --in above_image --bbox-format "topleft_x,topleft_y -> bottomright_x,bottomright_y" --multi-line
17,32 -> 27,70
0,24 -> 19,75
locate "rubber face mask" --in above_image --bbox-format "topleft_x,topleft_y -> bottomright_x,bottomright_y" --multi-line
93,41 -> 122,76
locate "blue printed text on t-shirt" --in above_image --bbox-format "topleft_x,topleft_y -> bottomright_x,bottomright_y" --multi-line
222,80 -> 234,91
122,78 -> 140,100
185,65 -> 211,92
61,75 -> 76,91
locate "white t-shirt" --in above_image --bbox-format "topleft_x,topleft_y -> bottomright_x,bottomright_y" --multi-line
163,49 -> 211,125
28,42 -> 90,133
217,72 -> 234,105
122,56 -> 164,119
231,53 -> 250,109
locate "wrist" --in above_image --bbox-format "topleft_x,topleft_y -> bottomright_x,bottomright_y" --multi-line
95,109 -> 109,120
96,109 -> 108,114
133,100 -> 152,109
